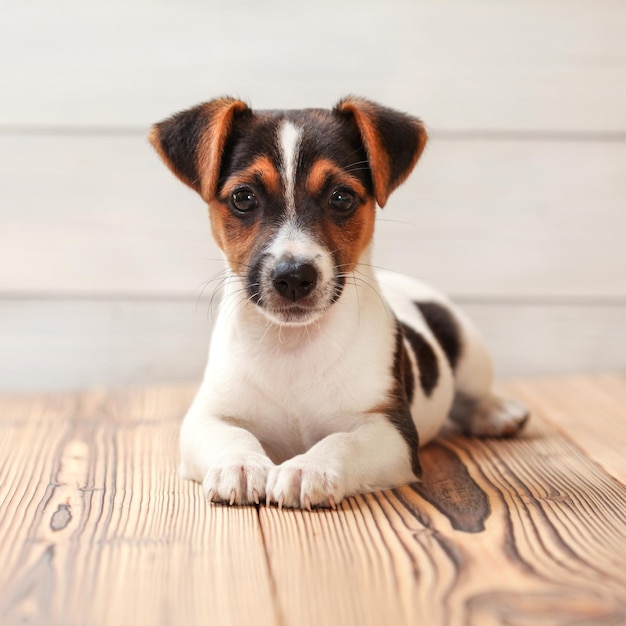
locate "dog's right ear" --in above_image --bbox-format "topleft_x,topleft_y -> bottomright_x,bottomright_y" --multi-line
149,97 -> 249,201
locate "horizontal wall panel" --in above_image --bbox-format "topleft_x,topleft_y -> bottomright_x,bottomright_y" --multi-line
1,135 -> 624,298
0,298 -> 623,391
0,1 -> 624,131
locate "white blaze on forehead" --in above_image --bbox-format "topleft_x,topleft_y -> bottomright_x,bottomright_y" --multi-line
268,219 -> 318,257
277,120 -> 302,215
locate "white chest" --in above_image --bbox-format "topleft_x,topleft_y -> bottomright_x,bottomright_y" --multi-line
203,290 -> 396,459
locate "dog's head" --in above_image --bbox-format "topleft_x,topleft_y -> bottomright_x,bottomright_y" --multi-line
150,97 -> 427,326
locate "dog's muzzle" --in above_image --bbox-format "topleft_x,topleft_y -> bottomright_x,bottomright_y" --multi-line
271,260 -> 318,303
246,249 -> 342,326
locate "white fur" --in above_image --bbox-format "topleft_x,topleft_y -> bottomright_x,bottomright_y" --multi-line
179,244 -> 491,508
178,128 -> 526,509
377,270 -> 494,404
278,121 -> 301,216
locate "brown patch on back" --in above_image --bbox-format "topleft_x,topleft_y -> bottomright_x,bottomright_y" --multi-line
222,155 -> 282,197
305,159 -> 367,199
208,200 -> 261,274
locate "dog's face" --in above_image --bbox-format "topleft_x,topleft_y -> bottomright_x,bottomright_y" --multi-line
150,97 -> 427,326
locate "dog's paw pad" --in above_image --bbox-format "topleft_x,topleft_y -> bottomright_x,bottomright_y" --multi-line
266,458 -> 344,509
202,453 -> 274,505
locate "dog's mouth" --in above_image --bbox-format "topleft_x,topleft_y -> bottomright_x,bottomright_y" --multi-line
261,302 -> 330,326
250,287 -> 343,326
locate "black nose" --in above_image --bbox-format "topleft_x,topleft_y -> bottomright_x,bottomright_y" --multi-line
272,261 -> 318,303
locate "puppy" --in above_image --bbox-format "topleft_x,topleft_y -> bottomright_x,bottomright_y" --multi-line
149,97 -> 528,509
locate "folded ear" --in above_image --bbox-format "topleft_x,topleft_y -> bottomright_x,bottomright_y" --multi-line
149,97 -> 249,200
334,97 -> 427,208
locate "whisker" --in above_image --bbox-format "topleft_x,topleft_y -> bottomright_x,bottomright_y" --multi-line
336,268 -> 392,321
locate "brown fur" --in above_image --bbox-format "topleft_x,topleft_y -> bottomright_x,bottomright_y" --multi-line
222,155 -> 282,198
313,198 -> 377,274
209,200 -> 262,275
148,97 -> 249,198
197,98 -> 249,201
305,159 -> 367,199
336,97 -> 427,207
150,97 -> 428,279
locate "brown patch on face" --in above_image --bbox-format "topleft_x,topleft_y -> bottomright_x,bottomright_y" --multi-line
314,198 -> 377,274
305,159 -> 367,199
222,155 -> 281,197
208,199 -> 261,275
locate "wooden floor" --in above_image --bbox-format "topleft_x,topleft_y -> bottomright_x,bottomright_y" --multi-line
1,375 -> 625,626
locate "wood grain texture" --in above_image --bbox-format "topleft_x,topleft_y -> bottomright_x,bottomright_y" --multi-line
0,388 -> 277,626
502,374 -> 626,485
260,422 -> 626,625
1,376 -> 625,625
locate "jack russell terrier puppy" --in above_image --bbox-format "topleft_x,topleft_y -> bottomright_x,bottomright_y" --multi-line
149,96 -> 529,510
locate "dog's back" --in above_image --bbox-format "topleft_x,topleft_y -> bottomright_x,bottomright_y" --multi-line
378,271 -> 526,441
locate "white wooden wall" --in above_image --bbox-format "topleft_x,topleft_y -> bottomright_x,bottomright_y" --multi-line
1,0 -> 625,390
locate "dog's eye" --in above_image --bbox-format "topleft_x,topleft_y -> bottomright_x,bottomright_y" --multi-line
231,188 -> 258,213
329,189 -> 355,213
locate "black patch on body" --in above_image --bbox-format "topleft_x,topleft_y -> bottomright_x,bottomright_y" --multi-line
389,327 -> 421,478
400,322 -> 439,397
394,330 -> 415,405
415,301 -> 463,370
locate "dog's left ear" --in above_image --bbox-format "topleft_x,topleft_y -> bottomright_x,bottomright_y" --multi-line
149,97 -> 249,201
334,97 -> 427,208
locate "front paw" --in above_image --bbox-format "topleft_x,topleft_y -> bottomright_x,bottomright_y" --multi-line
266,456 -> 346,510
203,453 -> 274,505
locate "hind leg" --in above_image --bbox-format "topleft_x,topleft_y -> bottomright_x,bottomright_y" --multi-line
448,307 -> 529,437
449,393 -> 529,437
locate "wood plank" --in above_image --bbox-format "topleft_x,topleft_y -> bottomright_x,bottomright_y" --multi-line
1,1 -> 624,131
2,298 -> 624,391
1,135 -> 625,298
0,387 -> 278,626
0,298 -> 213,391
465,302 -> 626,378
501,375 -> 626,485
260,392 -> 626,626
1,376 -> 626,625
